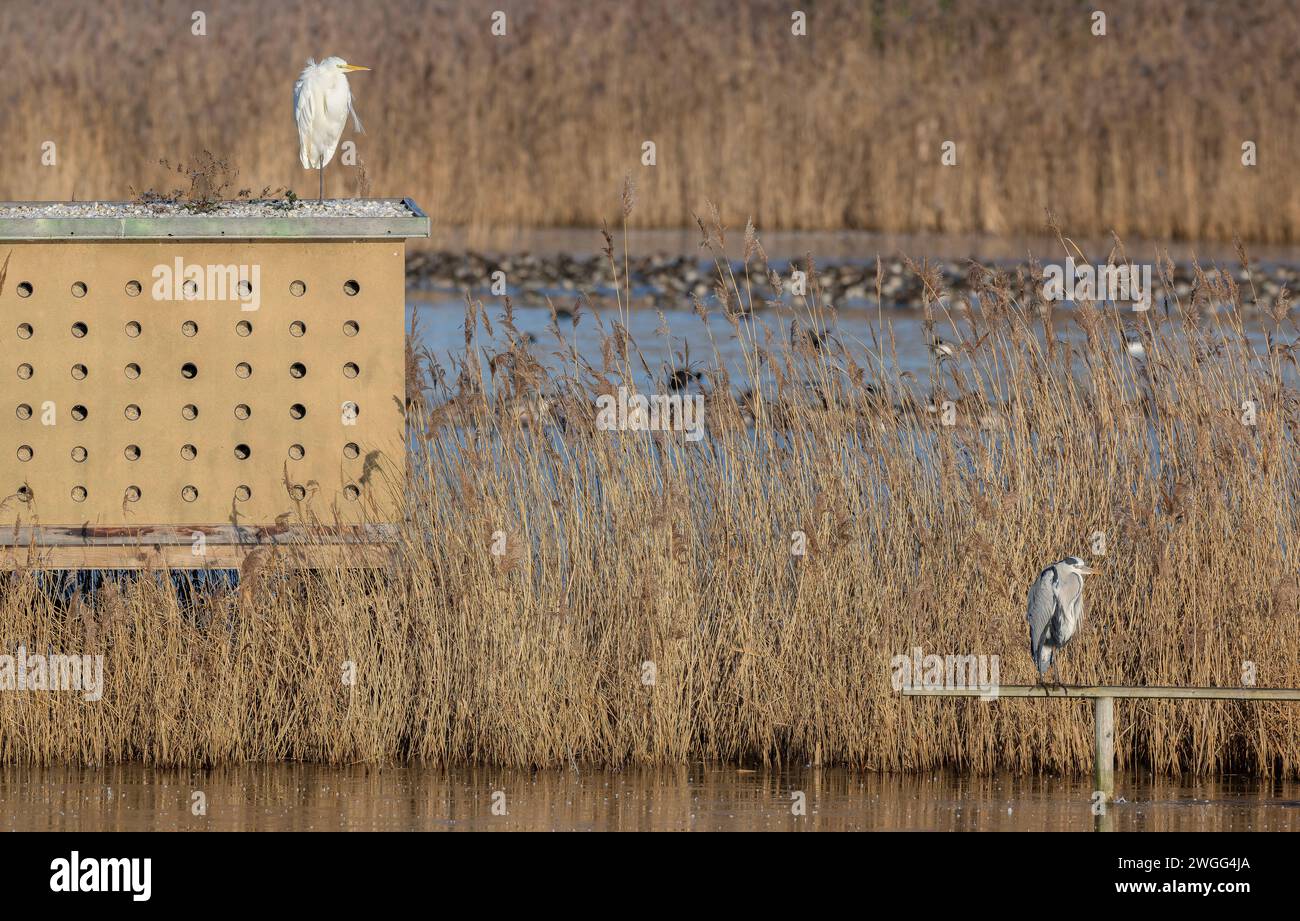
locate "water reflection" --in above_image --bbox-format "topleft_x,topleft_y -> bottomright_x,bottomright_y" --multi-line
1,764 -> 1294,831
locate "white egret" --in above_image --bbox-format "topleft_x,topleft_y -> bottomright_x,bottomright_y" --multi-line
293,57 -> 371,201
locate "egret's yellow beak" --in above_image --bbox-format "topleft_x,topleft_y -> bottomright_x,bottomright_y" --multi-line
342,64 -> 371,72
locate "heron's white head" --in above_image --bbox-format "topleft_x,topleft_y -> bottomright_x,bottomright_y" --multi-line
1061,555 -> 1097,576
320,56 -> 371,75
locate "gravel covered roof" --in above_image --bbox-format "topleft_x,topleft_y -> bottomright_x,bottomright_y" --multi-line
0,199 -> 415,219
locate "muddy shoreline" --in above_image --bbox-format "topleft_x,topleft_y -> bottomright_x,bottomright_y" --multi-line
406,250 -> 1298,311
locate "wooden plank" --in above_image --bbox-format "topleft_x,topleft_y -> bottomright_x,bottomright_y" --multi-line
0,524 -> 400,546
0,542 -> 394,570
901,685 -> 1300,701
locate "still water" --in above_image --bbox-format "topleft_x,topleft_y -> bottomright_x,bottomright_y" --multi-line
408,297 -> 1282,395
1,764 -> 1295,831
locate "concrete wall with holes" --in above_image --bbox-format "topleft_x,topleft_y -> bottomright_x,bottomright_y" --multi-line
0,241 -> 405,528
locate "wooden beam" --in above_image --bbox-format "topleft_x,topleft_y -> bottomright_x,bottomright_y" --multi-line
900,685 -> 1300,701
0,543 -> 395,570
0,524 -> 400,546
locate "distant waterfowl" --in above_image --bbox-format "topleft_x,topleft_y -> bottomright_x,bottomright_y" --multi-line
668,368 -> 703,392
1122,330 -> 1147,361
929,337 -> 957,361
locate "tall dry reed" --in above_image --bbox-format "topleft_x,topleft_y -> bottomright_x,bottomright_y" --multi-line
1,209 -> 1297,776
1,0 -> 1297,241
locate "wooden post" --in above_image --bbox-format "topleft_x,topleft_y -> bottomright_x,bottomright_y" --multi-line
1093,695 -> 1114,802
901,684 -> 1300,831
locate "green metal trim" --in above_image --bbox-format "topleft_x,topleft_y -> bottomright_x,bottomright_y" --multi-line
0,199 -> 430,240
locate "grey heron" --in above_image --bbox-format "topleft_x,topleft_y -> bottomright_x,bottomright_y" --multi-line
294,57 -> 370,201
1026,555 -> 1097,684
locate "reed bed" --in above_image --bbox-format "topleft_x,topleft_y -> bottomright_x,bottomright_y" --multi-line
1,208 -> 1298,776
2,0 -> 1298,241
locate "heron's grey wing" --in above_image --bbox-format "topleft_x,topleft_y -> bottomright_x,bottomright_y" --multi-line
1026,568 -> 1059,662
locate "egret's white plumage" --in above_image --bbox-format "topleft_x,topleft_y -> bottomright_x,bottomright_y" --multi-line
1026,555 -> 1097,682
293,56 -> 370,199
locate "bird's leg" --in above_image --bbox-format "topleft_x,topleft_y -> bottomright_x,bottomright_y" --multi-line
318,165 -> 324,203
